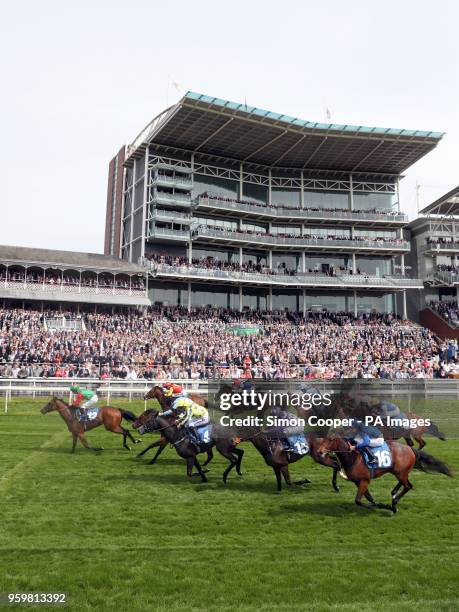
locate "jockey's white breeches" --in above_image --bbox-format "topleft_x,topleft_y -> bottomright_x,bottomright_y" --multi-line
189,414 -> 209,428
81,395 -> 98,410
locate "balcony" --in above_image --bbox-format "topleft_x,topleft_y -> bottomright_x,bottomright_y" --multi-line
150,161 -> 192,175
421,242 -> 459,254
425,270 -> 459,287
147,227 -> 190,242
151,174 -> 192,190
150,209 -> 192,224
0,279 -> 149,306
195,195 -> 407,226
191,226 -> 410,253
150,192 -> 192,208
148,263 -> 422,289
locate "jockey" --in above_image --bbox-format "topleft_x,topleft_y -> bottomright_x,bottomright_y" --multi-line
175,397 -> 210,447
161,382 -> 188,406
346,418 -> 384,466
269,406 -> 305,454
69,385 -> 98,417
372,399 -> 402,419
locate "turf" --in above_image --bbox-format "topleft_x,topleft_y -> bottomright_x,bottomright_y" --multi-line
0,398 -> 458,612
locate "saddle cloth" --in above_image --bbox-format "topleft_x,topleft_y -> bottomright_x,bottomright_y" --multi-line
287,434 -> 309,456
362,441 -> 392,469
196,423 -> 213,444
78,407 -> 99,422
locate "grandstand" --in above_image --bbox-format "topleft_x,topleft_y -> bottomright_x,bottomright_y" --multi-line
106,91 -> 443,318
408,187 -> 459,338
0,245 -> 149,309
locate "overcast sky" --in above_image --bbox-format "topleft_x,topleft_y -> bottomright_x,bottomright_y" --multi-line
1,0 -> 458,254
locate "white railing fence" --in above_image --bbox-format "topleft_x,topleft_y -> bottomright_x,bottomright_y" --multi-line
2,378 -> 459,413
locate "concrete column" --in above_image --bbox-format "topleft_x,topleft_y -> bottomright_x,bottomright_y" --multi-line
268,250 -> 273,270
352,253 -> 356,273
140,145 -> 149,259
187,282 -> 191,312
239,163 -> 243,200
396,176 -> 401,213
456,286 -> 459,303
302,251 -> 306,273
400,253 -> 405,276
188,241 -> 193,264
353,290 -> 358,316
268,287 -> 273,311
268,169 -> 272,206
349,173 -> 354,211
402,289 -> 407,319
300,171 -> 304,209
239,246 -> 243,266
239,286 -> 243,312
302,288 -> 306,316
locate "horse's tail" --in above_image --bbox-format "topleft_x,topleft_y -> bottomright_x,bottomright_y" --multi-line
427,420 -> 446,441
413,449 -> 452,477
119,409 -> 137,422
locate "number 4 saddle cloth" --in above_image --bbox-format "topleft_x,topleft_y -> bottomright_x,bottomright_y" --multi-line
361,442 -> 392,469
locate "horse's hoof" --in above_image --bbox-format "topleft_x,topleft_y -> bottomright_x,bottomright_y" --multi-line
135,439 -> 142,444
125,446 -> 131,451
391,505 -> 397,514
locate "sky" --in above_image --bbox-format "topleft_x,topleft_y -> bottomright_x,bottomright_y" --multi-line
1,0 -> 458,254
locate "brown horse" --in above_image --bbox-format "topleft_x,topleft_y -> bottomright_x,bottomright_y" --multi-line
307,432 -> 340,492
138,385 -> 213,466
380,412 -> 446,449
41,397 -> 141,452
317,436 -> 452,513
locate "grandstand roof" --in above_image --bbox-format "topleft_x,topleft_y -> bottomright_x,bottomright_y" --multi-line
418,186 -> 459,216
125,91 -> 444,176
0,245 -> 145,274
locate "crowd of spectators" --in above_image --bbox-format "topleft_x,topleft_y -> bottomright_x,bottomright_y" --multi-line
146,253 -> 364,278
436,264 -> 459,274
0,306 -> 455,381
200,193 -> 403,218
427,237 -> 459,247
0,270 -> 145,290
430,300 -> 459,327
193,223 -> 405,246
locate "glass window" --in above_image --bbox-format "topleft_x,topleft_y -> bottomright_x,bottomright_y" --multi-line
356,292 -> 394,313
243,182 -> 268,205
134,179 -> 144,210
149,281 -> 187,306
271,225 -> 301,235
242,250 -> 267,266
272,252 -> 301,271
191,284 -> 238,308
304,291 -> 354,312
135,156 -> 145,182
303,190 -> 349,210
272,289 -> 301,311
272,187 -> 301,208
192,174 -> 239,200
353,192 -> 397,211
242,288 -> 267,310
240,220 -> 268,233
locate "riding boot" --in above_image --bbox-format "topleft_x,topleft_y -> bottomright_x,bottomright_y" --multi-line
365,448 -> 378,465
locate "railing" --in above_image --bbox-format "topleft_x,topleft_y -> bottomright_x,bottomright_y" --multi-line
0,279 -> 147,296
197,196 -> 407,223
148,263 -> 422,288
2,378 -> 459,412
148,227 -> 190,240
421,242 -> 459,252
152,174 -> 192,189
151,193 -> 192,207
191,226 -> 410,250
426,271 -> 459,286
150,209 -> 192,222
150,161 -> 192,174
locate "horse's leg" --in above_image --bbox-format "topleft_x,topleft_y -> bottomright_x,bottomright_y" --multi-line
136,438 -> 162,458
71,433 -> 78,453
414,436 -> 425,450
274,466 -> 282,492
404,436 -> 414,447
365,489 -> 393,512
332,467 -> 340,492
203,448 -> 213,466
233,447 -> 244,475
391,476 -> 413,512
281,465 -> 292,485
222,455 -> 238,484
78,432 -> 100,452
192,457 -> 208,483
148,442 -> 167,465
354,480 -> 374,510
125,428 -> 141,445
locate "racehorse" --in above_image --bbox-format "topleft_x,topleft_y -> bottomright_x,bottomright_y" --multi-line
307,432 -> 340,492
317,436 -> 452,513
379,413 -> 446,449
41,397 -> 141,452
133,409 -> 244,483
138,385 -> 213,466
